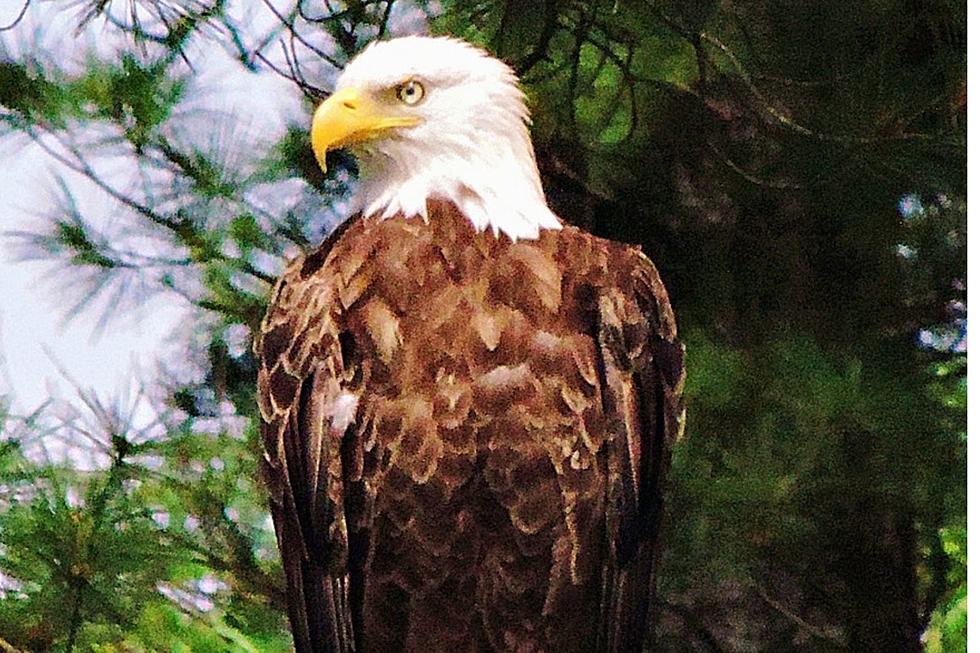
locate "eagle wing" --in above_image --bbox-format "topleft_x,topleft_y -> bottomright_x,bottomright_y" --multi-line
256,225 -> 362,653
595,246 -> 685,653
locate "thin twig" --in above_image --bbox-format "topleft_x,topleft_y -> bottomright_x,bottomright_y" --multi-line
579,34 -> 640,143
577,29 -> 697,96
298,0 -> 359,25
285,34 -> 319,99
515,0 -> 559,74
708,143 -> 806,189
701,32 -> 936,145
659,600 -> 729,653
377,0 -> 395,38
28,131 -> 172,227
152,2 -> 194,70
0,0 -> 29,32
218,15 -> 259,71
261,0 -> 343,68
750,582 -> 846,647
565,7 -> 592,128
29,130 -> 276,284
254,50 -> 326,99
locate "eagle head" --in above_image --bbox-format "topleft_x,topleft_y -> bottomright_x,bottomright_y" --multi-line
310,36 -> 561,240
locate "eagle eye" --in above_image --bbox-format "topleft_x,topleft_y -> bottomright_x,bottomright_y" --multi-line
396,80 -> 425,106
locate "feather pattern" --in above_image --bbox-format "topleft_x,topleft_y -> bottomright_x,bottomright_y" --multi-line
256,200 -> 684,653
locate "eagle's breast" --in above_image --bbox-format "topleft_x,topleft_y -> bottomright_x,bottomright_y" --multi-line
257,199 -> 679,653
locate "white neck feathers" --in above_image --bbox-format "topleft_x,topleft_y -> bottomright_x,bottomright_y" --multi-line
350,140 -> 561,241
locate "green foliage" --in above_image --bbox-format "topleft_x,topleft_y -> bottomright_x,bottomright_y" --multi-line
0,401 -> 288,652
922,525 -> 967,653
0,53 -> 184,145
0,61 -> 76,126
71,54 -> 185,148
55,220 -> 117,269
157,141 -> 237,199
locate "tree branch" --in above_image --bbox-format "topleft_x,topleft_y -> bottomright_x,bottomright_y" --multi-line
261,0 -> 344,68
377,0 -> 395,39
28,130 -> 276,285
659,600 -> 729,653
750,582 -> 847,647
254,50 -> 327,100
700,32 -> 937,145
0,636 -> 27,653
515,0 -> 559,74
0,0 -> 29,32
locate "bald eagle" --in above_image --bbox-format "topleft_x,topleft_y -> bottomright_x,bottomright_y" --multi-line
256,36 -> 684,653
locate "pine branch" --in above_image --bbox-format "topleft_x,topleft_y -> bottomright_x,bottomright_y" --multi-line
27,129 -> 276,285
65,435 -> 130,653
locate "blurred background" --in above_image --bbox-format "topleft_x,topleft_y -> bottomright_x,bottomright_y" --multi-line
0,1 -> 965,651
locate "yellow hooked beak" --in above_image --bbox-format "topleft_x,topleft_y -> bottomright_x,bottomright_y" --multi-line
311,87 -> 422,172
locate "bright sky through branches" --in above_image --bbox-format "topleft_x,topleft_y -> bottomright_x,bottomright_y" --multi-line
0,1 -> 306,415
0,0 -> 430,422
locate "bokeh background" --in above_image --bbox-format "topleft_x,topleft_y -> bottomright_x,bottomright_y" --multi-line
0,1 -> 966,651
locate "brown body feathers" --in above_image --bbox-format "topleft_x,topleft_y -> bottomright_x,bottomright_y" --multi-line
256,200 -> 684,653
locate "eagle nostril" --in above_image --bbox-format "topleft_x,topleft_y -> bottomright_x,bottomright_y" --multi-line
343,101 -> 356,111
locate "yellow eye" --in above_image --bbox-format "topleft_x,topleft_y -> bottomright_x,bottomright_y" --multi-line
396,80 -> 425,105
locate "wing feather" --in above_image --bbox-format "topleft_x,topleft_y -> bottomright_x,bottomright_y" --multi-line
257,229 -> 362,653
596,246 -> 685,653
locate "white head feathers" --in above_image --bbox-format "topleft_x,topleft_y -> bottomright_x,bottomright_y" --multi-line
332,36 -> 562,240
